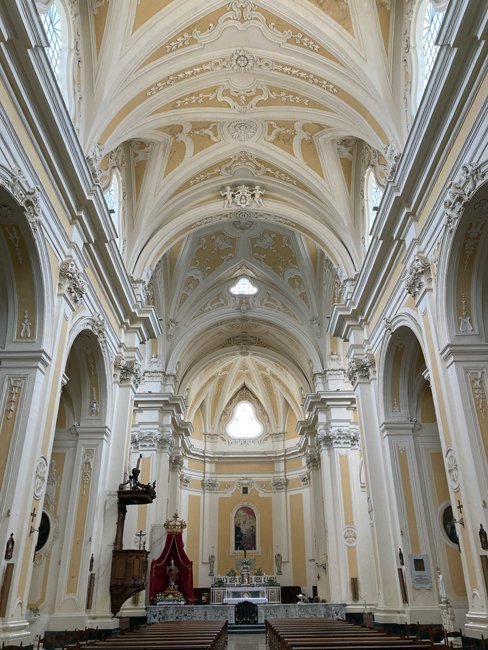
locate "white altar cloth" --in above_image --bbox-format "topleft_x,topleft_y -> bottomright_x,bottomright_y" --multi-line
223,597 -> 268,604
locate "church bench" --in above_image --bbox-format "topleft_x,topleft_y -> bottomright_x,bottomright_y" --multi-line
266,619 -> 434,650
75,620 -> 227,650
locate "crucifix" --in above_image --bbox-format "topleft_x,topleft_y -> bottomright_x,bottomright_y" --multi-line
135,530 -> 146,550
455,500 -> 465,528
30,508 -> 37,523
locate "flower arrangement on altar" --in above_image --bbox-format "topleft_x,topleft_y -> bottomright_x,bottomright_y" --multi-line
152,591 -> 185,605
226,568 -> 237,576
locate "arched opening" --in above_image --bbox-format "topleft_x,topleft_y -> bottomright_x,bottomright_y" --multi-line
382,326 -> 467,623
27,329 -> 109,628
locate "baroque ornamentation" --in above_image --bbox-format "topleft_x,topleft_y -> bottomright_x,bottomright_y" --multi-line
459,294 -> 474,333
221,184 -> 265,208
180,473 -> 191,488
81,448 -> 95,495
343,526 -> 357,546
346,354 -> 375,385
33,455 -> 49,500
317,427 -> 359,449
131,430 -> 173,451
227,120 -> 258,141
58,259 -> 87,305
404,255 -> 432,298
202,478 -> 219,491
306,450 -> 320,470
171,453 -> 184,471
113,354 -> 142,388
6,378 -> 23,421
445,448 -> 460,492
300,472 -> 311,486
272,477 -> 288,491
468,370 -> 486,415
444,162 -> 487,234
383,142 -> 402,181
89,313 -> 107,346
85,144 -> 104,184
0,165 -> 42,236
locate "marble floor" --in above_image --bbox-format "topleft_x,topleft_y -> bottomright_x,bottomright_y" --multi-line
227,633 -> 267,649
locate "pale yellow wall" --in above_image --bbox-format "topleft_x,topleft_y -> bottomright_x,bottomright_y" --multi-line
290,493 -> 307,586
216,488 -> 274,576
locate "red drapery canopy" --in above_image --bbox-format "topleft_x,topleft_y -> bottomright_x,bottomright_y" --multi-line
149,531 -> 194,603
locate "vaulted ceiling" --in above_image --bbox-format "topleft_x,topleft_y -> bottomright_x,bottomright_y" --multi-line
78,0 -> 407,438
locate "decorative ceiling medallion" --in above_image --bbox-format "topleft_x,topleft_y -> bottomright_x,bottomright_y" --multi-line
228,120 -> 258,142
229,49 -> 256,73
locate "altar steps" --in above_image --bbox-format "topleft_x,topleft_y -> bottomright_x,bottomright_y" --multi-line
229,623 -> 266,634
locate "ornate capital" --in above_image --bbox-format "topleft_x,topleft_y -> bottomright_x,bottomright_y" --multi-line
404,255 -> 432,298
444,162 -> 487,234
300,472 -> 311,486
346,354 -> 375,385
113,354 -> 141,388
271,477 -> 288,491
58,259 -> 87,305
305,450 -> 320,470
317,427 -> 359,449
170,452 -> 184,471
131,430 -> 173,451
180,472 -> 191,488
201,477 -> 218,491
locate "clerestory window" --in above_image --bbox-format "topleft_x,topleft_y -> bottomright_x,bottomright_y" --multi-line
230,277 -> 258,295
422,2 -> 445,85
226,401 -> 263,439
40,3 -> 62,81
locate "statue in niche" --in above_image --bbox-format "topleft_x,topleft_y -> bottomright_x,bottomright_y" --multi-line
275,552 -> 282,575
4,533 -> 14,560
208,554 -> 215,576
436,567 -> 448,603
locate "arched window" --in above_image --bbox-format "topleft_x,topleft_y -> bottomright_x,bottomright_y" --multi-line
422,2 -> 445,84
40,3 -> 62,80
364,167 -> 384,241
38,1 -> 74,114
230,276 -> 258,295
412,1 -> 447,108
104,171 -> 122,241
226,401 -> 263,439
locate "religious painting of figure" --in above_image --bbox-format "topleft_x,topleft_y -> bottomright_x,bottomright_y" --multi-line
234,506 -> 256,551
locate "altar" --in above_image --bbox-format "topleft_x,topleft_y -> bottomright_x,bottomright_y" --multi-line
223,585 -> 267,604
210,575 -> 281,604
